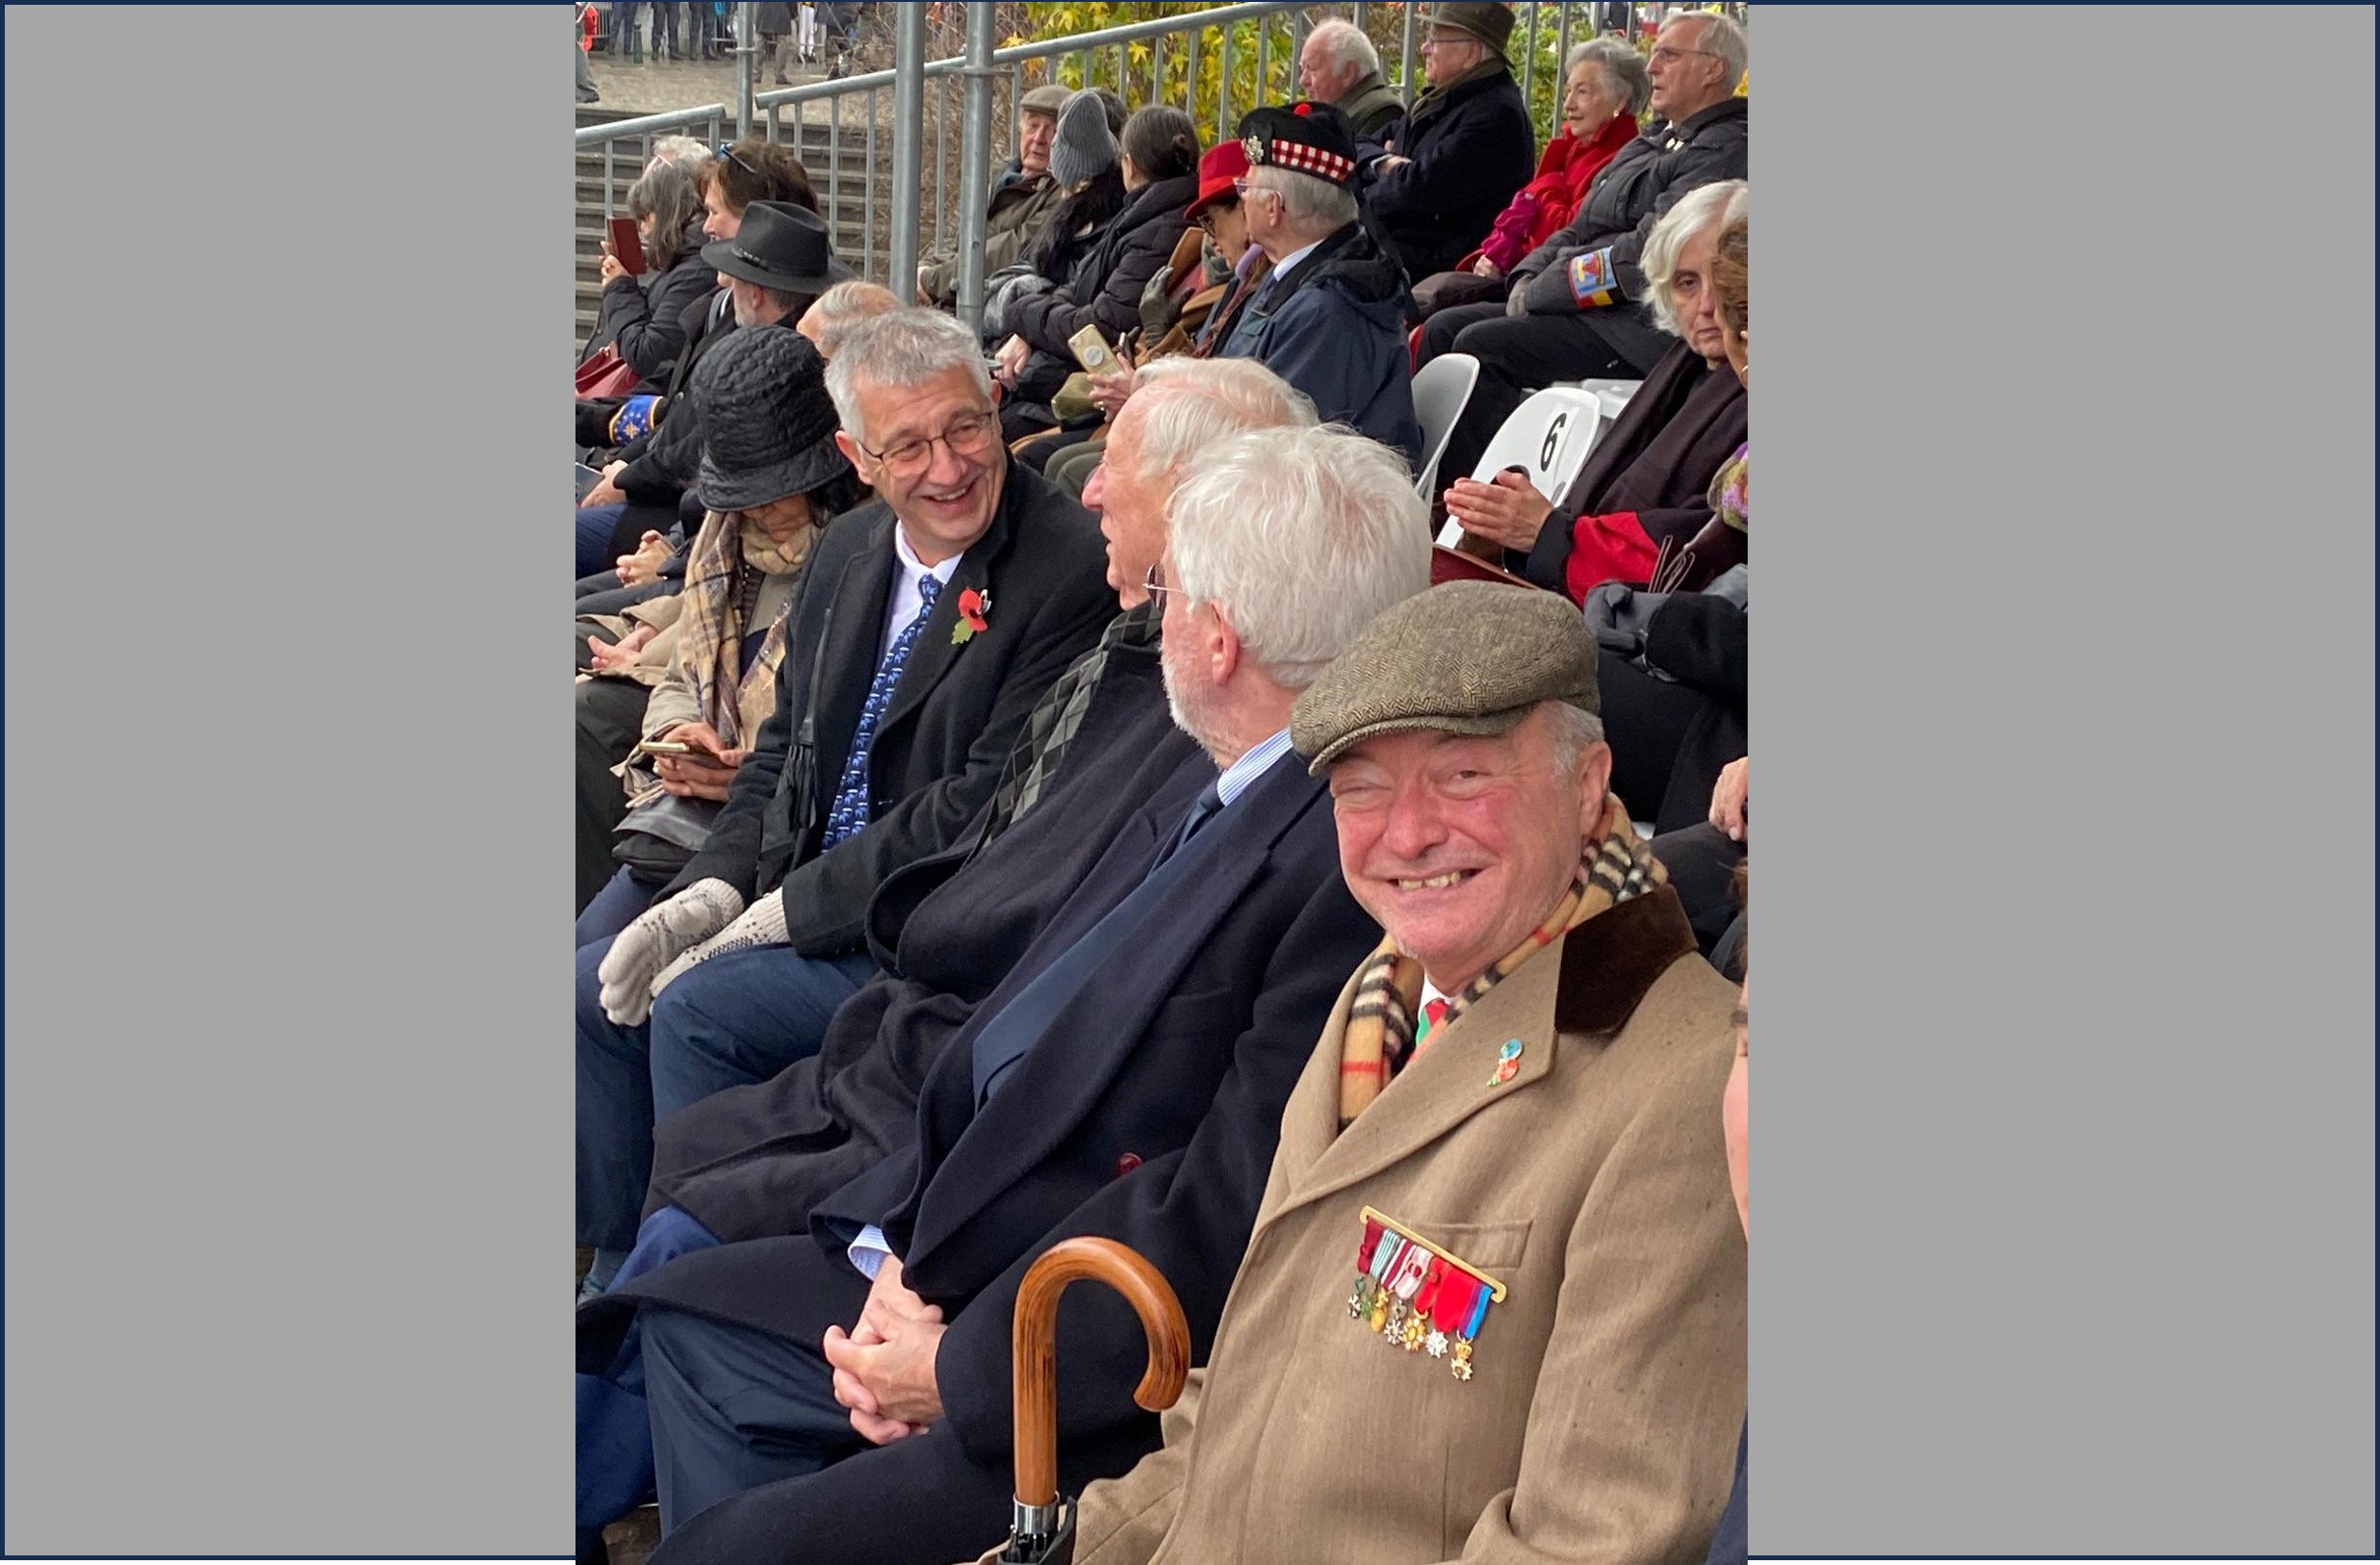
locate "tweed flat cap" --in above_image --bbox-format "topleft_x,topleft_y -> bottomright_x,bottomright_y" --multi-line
1425,2 -> 1517,55
1020,84 -> 1068,117
1292,581 -> 1599,772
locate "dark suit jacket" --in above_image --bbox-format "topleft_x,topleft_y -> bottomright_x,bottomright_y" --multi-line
604,747 -> 1383,1548
664,456 -> 1113,954
640,641 -> 1205,1245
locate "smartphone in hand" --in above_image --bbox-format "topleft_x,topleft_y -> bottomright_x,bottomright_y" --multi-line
607,216 -> 647,276
1066,322 -> 1119,375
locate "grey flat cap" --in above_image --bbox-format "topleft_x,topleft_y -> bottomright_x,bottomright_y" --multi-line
1291,581 -> 1599,773
1020,84 -> 1068,116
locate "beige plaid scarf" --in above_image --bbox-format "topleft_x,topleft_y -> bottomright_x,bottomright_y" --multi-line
674,509 -> 812,752
1338,793 -> 1664,1129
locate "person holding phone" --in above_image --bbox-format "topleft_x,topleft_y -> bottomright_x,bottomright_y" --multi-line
587,158 -> 715,384
576,328 -> 859,936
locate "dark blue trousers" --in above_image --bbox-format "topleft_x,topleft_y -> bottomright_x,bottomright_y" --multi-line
576,936 -> 875,1249
577,1205 -> 725,1550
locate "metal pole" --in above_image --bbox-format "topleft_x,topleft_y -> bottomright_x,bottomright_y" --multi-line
1555,1 -> 1574,136
1186,28 -> 1201,117
889,3 -> 925,297
1216,22 -> 1235,142
736,1 -> 755,140
1256,17 -> 1270,105
1522,2 -> 1540,124
954,0 -> 998,334
865,87 -> 880,285
1399,1 -> 1418,94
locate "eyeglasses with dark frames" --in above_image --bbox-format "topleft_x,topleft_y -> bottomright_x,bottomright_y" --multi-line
858,409 -> 1002,477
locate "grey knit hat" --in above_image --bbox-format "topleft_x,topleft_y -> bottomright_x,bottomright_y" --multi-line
689,327 -> 847,511
1291,581 -> 1599,772
1047,90 -> 1120,188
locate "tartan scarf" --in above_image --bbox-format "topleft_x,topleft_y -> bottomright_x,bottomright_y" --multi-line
1338,792 -> 1664,1129
673,508 -> 812,753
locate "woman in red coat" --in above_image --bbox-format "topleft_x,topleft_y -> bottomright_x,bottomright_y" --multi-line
1462,38 -> 1651,279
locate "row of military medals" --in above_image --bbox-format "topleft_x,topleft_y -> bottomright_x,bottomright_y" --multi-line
1347,1217 -> 1496,1380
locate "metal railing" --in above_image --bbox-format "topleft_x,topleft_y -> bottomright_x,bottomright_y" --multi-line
576,3 -> 1743,330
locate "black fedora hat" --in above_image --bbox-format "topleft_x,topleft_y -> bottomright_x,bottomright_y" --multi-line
688,327 -> 848,511
701,200 -> 843,294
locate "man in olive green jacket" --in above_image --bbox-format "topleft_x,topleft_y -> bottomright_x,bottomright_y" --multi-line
918,85 -> 1070,306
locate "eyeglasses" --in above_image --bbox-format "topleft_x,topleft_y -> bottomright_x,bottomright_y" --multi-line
1647,44 -> 1720,64
1142,563 -> 1184,603
1422,30 -> 1476,47
714,141 -> 762,178
1193,201 -> 1237,235
859,409 -> 1000,478
1231,177 -> 1279,204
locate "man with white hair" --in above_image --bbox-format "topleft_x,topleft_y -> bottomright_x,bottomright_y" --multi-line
1297,17 -> 1404,136
576,362 -> 1317,1563
993,581 -> 1746,1565
1218,105 -> 1421,470
584,423 -> 1428,1565
1422,7 -> 1749,484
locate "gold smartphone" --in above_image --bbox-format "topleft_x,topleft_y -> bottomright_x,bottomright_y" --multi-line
1066,322 -> 1120,375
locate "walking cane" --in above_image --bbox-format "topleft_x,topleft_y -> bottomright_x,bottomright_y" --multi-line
1000,1237 -> 1190,1565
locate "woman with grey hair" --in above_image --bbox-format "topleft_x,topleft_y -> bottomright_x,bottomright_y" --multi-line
1443,179 -> 1748,603
586,157 -> 715,382
1465,38 -> 1649,279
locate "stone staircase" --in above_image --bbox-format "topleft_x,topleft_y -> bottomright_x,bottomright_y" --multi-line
575,104 -> 889,350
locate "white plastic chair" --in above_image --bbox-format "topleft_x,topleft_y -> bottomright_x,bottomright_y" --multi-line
1568,377 -> 1644,424
1408,352 -> 1480,500
1436,385 -> 1607,546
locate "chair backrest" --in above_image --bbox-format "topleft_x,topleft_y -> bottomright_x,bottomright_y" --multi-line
1437,385 -> 1607,545
1408,352 -> 1480,500
1567,377 -> 1644,423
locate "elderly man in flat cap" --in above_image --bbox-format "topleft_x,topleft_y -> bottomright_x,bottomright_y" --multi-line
980,580 -> 1746,1565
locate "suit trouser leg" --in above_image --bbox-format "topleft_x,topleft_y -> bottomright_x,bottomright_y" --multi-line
647,945 -> 876,1125
577,1208 -> 727,1540
642,1304 -> 871,1533
578,936 -> 658,1250
1437,307 -> 1644,489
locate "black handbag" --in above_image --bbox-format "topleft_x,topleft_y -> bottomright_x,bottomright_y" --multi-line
612,791 -> 724,881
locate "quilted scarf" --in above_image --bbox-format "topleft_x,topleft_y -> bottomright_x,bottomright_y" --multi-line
1338,791 -> 1664,1129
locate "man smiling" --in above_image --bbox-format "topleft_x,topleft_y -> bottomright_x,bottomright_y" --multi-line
576,309 -> 1113,1300
994,580 -> 1746,1565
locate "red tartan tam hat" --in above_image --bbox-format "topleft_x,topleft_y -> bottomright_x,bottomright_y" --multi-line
1185,140 -> 1253,221
1236,102 -> 1361,190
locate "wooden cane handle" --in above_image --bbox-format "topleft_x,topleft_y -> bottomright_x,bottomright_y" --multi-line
1011,1236 -> 1191,1509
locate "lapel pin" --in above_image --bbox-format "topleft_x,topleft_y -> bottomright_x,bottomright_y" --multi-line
1488,1038 -> 1523,1087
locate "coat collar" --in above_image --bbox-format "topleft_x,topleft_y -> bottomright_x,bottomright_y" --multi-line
1265,886 -> 1701,1222
1666,96 -> 1748,144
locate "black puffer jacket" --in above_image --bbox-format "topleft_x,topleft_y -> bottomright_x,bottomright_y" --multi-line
1009,171 -> 1198,396
1512,98 -> 1749,314
587,217 -> 715,380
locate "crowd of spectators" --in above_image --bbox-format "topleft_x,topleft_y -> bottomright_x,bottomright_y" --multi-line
570,7 -> 1752,1562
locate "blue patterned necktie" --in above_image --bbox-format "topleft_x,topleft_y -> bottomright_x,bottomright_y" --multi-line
823,574 -> 940,847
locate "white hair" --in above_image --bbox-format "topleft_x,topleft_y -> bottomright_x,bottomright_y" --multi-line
824,308 -> 993,445
648,135 -> 716,173
802,279 -> 901,358
1116,359 -> 1318,488
1303,18 -> 1381,80
1542,699 -> 1607,773
1663,10 -> 1747,94
1642,178 -> 1746,335
1249,166 -> 1358,234
1568,36 -> 1651,118
1166,424 -> 1432,689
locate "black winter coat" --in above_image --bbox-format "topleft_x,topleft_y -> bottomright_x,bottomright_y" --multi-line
663,459 -> 1114,954
1512,98 -> 1749,314
1009,171 -> 1198,395
1365,67 -> 1535,279
639,634 -> 1201,1244
608,747 -> 1382,1565
590,218 -> 717,381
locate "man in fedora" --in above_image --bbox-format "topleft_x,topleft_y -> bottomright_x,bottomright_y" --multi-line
1220,104 -> 1421,469
982,581 -> 1747,1565
1361,2 -> 1535,279
918,84 -> 1072,308
581,201 -> 848,552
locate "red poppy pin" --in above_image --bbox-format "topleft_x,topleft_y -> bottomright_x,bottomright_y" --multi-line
951,587 -> 991,645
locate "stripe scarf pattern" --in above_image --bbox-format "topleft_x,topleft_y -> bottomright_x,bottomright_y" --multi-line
1338,793 -> 1664,1130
